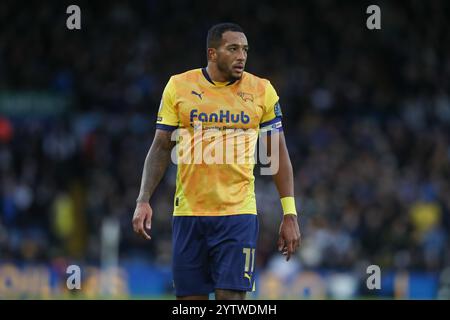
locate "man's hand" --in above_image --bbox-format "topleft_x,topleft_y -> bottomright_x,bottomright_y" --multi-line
132,202 -> 153,240
278,214 -> 301,261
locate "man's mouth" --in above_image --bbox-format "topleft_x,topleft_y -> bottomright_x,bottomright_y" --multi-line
233,65 -> 244,72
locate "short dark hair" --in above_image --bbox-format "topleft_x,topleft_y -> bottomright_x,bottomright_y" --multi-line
206,23 -> 244,49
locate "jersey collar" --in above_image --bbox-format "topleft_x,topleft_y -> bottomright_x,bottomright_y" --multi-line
201,68 -> 238,87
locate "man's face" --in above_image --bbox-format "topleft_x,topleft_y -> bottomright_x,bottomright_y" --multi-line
214,31 -> 248,80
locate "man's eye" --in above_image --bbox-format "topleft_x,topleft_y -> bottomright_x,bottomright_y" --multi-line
229,47 -> 236,51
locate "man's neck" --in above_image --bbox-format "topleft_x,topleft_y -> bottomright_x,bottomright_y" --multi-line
206,64 -> 229,82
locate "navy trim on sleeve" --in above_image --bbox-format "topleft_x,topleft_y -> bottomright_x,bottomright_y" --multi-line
260,116 -> 282,128
156,124 -> 178,131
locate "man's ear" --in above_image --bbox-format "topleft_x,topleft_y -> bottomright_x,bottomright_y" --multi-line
207,48 -> 217,62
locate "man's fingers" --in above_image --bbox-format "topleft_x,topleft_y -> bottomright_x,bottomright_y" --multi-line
145,218 -> 151,230
285,240 -> 294,261
132,218 -> 141,233
133,215 -> 151,240
285,247 -> 292,261
279,218 -> 301,261
138,228 -> 151,240
294,239 -> 300,252
136,217 -> 151,239
277,237 -> 285,252
284,237 -> 300,261
292,235 -> 299,250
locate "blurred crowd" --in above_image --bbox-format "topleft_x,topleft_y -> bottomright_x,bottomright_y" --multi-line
0,0 -> 449,273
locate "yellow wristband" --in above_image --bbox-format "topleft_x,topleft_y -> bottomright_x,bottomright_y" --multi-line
280,197 -> 297,215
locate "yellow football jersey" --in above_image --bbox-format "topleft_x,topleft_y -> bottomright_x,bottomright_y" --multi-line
156,68 -> 283,216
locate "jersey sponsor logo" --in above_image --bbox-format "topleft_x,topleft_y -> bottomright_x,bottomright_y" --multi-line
237,91 -> 254,102
190,109 -> 250,124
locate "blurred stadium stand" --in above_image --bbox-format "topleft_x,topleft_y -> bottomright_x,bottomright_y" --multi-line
0,0 -> 449,299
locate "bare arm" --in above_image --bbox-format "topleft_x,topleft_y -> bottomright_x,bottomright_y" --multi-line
263,131 -> 301,261
132,129 -> 175,240
136,129 -> 175,203
270,131 -> 295,198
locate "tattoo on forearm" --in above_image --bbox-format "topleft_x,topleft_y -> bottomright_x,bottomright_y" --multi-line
137,141 -> 172,203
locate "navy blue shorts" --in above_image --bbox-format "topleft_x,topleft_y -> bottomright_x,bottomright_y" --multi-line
172,214 -> 259,296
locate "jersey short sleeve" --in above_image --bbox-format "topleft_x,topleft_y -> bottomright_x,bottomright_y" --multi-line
156,77 -> 179,131
259,81 -> 283,133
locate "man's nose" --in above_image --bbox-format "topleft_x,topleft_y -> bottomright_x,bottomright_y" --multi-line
236,49 -> 246,61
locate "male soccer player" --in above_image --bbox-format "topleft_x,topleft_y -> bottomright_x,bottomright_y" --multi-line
132,23 -> 301,300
